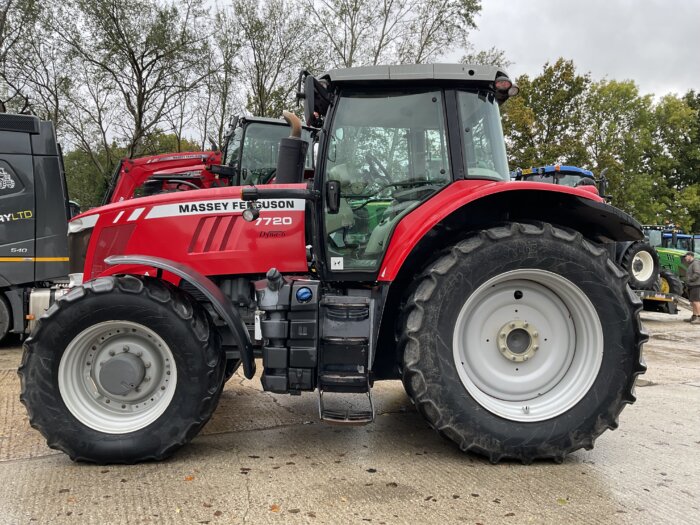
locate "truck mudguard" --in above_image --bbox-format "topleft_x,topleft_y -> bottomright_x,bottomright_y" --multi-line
104,254 -> 256,378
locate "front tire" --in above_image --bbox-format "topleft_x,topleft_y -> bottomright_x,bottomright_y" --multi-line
621,241 -> 659,290
659,269 -> 683,296
400,223 -> 647,463
19,275 -> 225,463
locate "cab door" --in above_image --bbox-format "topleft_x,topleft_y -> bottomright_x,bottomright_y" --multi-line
317,88 -> 452,280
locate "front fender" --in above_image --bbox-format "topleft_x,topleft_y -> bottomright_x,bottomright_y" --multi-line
104,254 -> 255,379
378,180 -> 642,282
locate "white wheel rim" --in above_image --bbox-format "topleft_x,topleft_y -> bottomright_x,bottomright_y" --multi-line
452,269 -> 603,422
632,251 -> 655,282
58,320 -> 177,434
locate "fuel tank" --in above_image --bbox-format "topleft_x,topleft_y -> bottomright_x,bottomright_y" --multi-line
72,184 -> 308,280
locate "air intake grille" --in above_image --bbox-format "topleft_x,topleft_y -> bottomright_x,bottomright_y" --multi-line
0,113 -> 40,134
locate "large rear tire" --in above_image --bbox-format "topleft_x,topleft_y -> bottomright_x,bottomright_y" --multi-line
19,275 -> 225,463
621,241 -> 659,290
400,222 -> 647,463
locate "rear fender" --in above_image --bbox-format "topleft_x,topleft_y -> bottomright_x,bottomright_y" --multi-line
104,254 -> 255,379
378,181 -> 643,282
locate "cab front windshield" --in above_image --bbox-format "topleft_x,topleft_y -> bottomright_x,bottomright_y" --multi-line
222,122 -> 313,185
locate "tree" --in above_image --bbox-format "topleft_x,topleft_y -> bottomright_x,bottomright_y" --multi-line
460,45 -> 511,68
501,59 -> 590,169
60,0 -> 210,157
193,6 -> 243,149
304,0 -> 482,68
233,0 -> 320,117
0,0 -> 39,113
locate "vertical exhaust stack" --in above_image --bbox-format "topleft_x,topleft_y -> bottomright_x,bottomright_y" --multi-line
275,111 -> 308,184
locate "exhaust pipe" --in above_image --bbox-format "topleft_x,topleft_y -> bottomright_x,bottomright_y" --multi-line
275,111 -> 308,184
283,110 -> 302,138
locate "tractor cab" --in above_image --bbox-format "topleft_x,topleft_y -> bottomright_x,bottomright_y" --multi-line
298,65 -> 513,277
211,116 -> 315,186
103,117 -> 315,204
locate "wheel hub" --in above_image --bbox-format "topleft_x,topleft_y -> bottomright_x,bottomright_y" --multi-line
58,320 -> 177,434
99,353 -> 146,396
497,320 -> 539,362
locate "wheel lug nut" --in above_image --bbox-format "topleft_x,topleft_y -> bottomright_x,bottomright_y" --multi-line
144,362 -> 151,368
123,345 -> 130,352
136,351 -> 143,357
500,333 -> 506,338
109,350 -> 115,356
533,332 -> 539,337
160,386 -> 165,390
523,322 -> 528,328
510,322 -> 516,328
533,345 -> 539,351
144,377 -> 151,382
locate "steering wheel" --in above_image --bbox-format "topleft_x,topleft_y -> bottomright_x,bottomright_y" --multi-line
365,153 -> 392,181
167,179 -> 201,191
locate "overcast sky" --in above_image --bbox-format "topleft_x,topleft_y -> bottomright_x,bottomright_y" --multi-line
467,0 -> 700,97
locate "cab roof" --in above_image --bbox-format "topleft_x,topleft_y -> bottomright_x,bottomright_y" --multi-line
322,64 -> 509,85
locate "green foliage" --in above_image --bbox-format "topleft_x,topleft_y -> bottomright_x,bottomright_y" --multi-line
503,58 -> 700,231
64,132 -> 199,209
64,147 -> 123,210
502,59 -> 590,168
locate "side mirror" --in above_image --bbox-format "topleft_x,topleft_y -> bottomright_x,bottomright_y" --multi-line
300,73 -> 331,127
210,164 -> 236,177
326,180 -> 341,214
68,200 -> 81,218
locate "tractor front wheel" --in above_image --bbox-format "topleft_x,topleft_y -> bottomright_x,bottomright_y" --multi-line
621,241 -> 659,290
659,269 -> 683,296
400,222 -> 647,463
19,275 -> 225,463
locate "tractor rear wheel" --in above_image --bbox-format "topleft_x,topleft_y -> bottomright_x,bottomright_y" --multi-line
400,222 -> 646,463
659,269 -> 683,296
19,275 -> 225,463
621,241 -> 659,290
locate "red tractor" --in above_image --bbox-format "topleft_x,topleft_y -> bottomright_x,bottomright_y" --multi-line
102,116 -> 315,204
19,65 -> 646,464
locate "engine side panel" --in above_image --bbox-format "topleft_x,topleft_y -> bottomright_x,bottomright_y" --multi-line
80,185 -> 308,279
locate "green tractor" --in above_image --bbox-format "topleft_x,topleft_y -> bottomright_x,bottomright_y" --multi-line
644,226 -> 699,296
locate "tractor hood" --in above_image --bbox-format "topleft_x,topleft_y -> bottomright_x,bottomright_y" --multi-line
69,184 -> 309,281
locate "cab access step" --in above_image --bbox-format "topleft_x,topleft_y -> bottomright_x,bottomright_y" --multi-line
318,296 -> 375,424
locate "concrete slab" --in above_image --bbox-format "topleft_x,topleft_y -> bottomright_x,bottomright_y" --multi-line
0,308 -> 698,524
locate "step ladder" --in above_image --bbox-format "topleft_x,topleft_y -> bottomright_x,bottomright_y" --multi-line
317,296 -> 375,425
